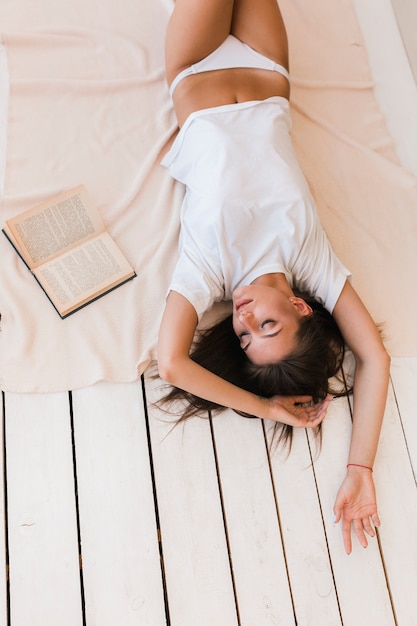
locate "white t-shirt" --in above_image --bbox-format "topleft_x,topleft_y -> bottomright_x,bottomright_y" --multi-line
161,96 -> 350,322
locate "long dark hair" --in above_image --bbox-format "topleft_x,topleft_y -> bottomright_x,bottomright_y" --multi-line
158,293 -> 352,450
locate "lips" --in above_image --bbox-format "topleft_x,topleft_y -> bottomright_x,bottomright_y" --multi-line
235,299 -> 253,313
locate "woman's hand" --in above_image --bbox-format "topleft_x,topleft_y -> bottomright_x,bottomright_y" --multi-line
265,394 -> 332,428
333,466 -> 380,554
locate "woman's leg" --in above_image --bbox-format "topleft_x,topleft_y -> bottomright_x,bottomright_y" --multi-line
231,0 -> 289,69
165,0 -> 235,87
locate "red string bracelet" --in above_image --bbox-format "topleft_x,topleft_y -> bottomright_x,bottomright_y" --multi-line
347,463 -> 373,472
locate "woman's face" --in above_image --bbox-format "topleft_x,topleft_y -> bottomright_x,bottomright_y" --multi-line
232,285 -> 312,365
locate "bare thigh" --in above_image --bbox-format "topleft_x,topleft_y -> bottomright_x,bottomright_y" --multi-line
165,0 -> 235,86
232,0 -> 288,69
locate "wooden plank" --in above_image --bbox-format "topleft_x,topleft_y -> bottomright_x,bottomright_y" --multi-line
266,423 -> 342,626
309,395 -> 395,625
5,392 -> 83,625
0,394 -> 9,624
144,375 -> 239,626
372,378 -> 417,625
71,381 -> 167,626
211,410 -> 296,626
390,356 -> 417,474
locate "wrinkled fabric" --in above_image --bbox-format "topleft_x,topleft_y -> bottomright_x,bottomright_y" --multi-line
0,0 -> 416,392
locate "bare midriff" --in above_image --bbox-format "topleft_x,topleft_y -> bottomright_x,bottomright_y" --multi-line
172,68 -> 290,128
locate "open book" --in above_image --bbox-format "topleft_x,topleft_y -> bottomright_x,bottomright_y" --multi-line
2,185 -> 137,318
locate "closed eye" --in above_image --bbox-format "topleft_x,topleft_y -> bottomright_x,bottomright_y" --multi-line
240,321 -> 280,352
239,331 -> 250,351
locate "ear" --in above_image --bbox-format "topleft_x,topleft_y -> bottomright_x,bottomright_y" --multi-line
290,297 -> 313,317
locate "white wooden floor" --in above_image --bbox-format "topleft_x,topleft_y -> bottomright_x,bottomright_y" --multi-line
0,357 -> 416,626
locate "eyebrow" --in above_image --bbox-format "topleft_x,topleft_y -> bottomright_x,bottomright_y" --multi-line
242,331 -> 279,352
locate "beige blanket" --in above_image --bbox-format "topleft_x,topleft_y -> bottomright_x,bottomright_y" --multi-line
0,0 -> 416,393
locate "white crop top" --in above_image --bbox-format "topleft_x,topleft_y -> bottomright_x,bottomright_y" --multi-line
161,97 -> 351,322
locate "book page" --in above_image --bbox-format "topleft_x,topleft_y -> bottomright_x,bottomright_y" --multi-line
6,185 -> 105,268
32,232 -> 136,317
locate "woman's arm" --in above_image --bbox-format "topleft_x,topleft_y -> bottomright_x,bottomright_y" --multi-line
158,291 -> 329,427
332,281 -> 391,553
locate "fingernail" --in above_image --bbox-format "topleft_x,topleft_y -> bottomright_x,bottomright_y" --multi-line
332,514 -> 337,524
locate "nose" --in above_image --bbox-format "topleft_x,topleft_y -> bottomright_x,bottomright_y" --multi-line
239,310 -> 257,330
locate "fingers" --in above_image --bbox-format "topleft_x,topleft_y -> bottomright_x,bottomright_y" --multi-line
372,512 -> 381,528
291,407 -> 319,428
292,395 -> 313,406
305,412 -> 325,428
342,518 -> 352,555
337,514 -> 380,554
364,515 -> 377,535
352,518 -> 370,550
271,394 -> 332,428
301,396 -> 331,428
322,394 -> 333,410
